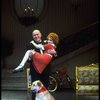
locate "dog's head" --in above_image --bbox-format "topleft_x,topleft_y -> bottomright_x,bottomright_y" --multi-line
31,80 -> 46,93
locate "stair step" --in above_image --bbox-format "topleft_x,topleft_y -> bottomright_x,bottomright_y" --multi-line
1,69 -> 26,77
2,83 -> 27,90
1,90 -> 28,100
1,74 -> 26,78
2,79 -> 26,83
2,76 -> 27,80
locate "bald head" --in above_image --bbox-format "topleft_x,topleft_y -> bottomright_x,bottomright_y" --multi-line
32,29 -> 41,34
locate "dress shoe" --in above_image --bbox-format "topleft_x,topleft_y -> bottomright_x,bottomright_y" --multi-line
12,67 -> 24,73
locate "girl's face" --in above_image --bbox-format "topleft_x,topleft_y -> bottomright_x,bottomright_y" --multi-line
48,37 -> 54,44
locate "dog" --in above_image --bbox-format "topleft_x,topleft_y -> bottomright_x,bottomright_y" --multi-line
31,80 -> 55,100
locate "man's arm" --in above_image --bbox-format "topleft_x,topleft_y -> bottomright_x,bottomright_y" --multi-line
30,40 -> 44,50
26,41 -> 37,50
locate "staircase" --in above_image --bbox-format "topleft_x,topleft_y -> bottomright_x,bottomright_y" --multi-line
1,68 -> 33,100
1,68 -> 27,90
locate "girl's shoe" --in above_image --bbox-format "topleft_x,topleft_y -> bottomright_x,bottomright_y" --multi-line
12,66 -> 24,73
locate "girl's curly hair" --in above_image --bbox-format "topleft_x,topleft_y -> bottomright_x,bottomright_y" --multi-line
47,32 -> 59,46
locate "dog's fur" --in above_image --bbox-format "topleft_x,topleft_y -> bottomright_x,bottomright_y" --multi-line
31,80 -> 55,100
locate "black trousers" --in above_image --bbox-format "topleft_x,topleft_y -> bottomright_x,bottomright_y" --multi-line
29,63 -> 51,99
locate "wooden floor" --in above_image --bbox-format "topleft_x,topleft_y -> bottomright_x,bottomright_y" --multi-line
1,89 -> 99,100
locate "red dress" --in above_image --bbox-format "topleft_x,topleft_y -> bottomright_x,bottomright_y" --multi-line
32,43 -> 55,74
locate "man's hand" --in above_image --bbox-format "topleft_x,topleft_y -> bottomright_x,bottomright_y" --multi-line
47,49 -> 57,57
37,44 -> 44,50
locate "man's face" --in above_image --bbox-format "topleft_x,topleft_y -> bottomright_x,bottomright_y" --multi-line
32,30 -> 42,43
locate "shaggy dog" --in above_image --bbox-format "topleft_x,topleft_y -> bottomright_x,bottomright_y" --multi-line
31,80 -> 55,100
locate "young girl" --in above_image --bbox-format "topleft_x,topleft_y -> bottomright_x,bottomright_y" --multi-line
12,32 -> 59,74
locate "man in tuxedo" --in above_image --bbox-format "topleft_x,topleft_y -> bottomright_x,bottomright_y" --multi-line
26,29 -> 51,100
